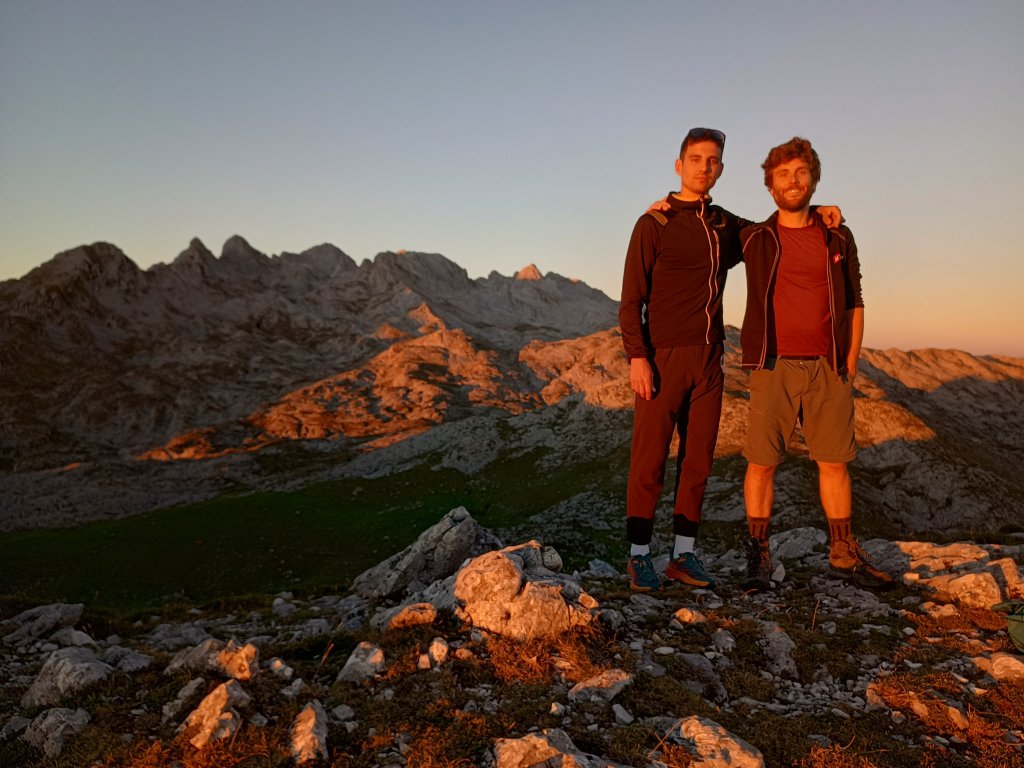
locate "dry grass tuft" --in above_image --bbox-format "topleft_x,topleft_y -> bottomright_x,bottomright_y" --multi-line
799,744 -> 879,768
487,627 -> 608,685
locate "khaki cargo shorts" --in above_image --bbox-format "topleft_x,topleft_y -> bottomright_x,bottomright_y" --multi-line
743,357 -> 856,466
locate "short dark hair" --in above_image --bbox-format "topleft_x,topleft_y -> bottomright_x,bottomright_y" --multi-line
680,127 -> 726,158
762,137 -> 821,188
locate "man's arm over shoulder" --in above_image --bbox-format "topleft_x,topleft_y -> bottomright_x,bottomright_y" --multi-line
835,225 -> 863,310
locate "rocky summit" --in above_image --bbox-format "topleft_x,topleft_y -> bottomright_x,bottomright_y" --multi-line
1,238 -> 1023,536
1,508 -> 1023,767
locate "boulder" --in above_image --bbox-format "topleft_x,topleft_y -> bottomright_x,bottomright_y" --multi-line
352,507 -> 502,600
370,602 -> 438,632
770,526 -> 827,561
567,669 -> 632,703
2,603 -> 84,646
21,647 -> 114,707
971,653 -> 1024,685
922,572 -> 1002,609
674,716 -> 765,768
179,680 -> 251,749
493,728 -> 632,768
336,641 -> 385,684
166,638 -> 260,680
22,708 -> 90,758
290,699 -> 329,764
447,541 -> 598,640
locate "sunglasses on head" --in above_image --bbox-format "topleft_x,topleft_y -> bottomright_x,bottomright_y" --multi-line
686,127 -> 726,144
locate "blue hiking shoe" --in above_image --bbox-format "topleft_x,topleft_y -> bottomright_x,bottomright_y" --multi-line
628,553 -> 660,592
665,552 -> 716,589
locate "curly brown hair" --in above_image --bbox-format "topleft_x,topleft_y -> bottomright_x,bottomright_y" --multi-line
762,137 -> 821,188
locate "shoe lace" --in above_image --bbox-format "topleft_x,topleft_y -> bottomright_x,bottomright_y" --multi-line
633,555 -> 655,579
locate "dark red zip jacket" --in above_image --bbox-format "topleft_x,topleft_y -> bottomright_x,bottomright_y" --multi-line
739,211 -> 863,374
619,194 -> 747,360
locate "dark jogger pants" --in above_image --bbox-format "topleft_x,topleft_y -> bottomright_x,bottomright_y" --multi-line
626,343 -> 724,545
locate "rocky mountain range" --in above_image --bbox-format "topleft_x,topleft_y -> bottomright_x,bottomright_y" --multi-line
1,238 -> 1023,535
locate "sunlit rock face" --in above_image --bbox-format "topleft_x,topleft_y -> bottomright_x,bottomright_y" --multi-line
2,238 -> 1024,536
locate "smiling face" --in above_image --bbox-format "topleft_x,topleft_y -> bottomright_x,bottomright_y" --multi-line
675,140 -> 724,200
768,157 -> 817,213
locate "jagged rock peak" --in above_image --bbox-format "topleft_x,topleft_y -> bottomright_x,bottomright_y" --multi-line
368,250 -> 470,284
173,238 -> 216,265
220,235 -> 266,264
515,264 -> 543,281
26,242 -> 140,287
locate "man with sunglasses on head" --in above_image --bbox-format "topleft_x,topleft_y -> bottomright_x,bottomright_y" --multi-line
620,128 -> 839,592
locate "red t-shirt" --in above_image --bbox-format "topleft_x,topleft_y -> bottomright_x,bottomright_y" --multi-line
773,224 -> 830,356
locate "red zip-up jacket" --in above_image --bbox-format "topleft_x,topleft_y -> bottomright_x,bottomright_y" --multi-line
739,211 -> 863,374
619,195 -> 747,360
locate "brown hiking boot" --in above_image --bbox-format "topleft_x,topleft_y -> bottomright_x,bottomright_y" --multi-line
830,537 -> 897,590
740,537 -> 773,593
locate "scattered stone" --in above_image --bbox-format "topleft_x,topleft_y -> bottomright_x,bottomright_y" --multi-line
493,727 -> 632,768
22,647 -> 114,707
332,704 -> 355,722
180,680 -> 251,749
266,657 -> 294,680
759,622 -> 798,680
101,646 -> 153,672
671,607 -> 708,627
970,652 -> 1024,684
22,707 -> 90,758
568,669 -> 633,703
337,641 -> 385,683
674,715 -> 765,768
922,572 -> 1002,609
2,603 -> 84,646
291,699 -> 328,765
162,678 -> 205,724
447,541 -> 598,640
166,638 -> 260,681
352,506 -> 502,600
281,678 -> 307,699
711,628 -> 736,653
770,526 -> 827,561
0,716 -> 31,741
372,602 -> 438,632
612,703 -> 633,724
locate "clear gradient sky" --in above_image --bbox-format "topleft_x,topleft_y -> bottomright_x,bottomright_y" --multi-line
2,1 -> 1022,355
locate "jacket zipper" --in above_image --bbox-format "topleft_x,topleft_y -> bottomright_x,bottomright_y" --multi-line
759,228 -> 782,369
698,198 -> 719,343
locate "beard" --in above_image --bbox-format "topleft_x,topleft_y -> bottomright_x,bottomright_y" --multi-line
772,183 -> 814,212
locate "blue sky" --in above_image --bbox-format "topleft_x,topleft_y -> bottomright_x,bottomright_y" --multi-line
2,1 -> 1022,355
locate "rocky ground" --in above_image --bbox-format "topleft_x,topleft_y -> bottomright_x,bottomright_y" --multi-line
2,508 -> 1023,768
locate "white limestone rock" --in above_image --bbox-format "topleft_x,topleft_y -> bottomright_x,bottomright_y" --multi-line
674,715 -> 765,768
567,669 -> 633,703
446,541 -> 598,640
22,707 -> 90,758
922,571 -> 1003,609
337,641 -> 385,684
2,603 -> 84,646
21,647 -> 114,707
493,727 -> 632,768
291,699 -> 329,764
352,507 -> 502,600
179,679 -> 251,749
166,638 -> 260,681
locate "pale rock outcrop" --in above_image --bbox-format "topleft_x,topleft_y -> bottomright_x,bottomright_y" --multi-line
371,602 -> 438,632
162,678 -> 205,723
921,571 -> 1003,609
22,707 -> 90,758
493,727 -> 632,768
166,638 -> 260,680
897,541 -> 990,572
180,679 -> 251,749
970,653 -> 1024,685
21,647 -> 114,707
101,645 -> 153,672
675,716 -> 766,768
770,526 -> 828,561
352,506 -> 502,600
2,603 -> 84,646
447,541 -> 598,640
567,669 -> 632,703
671,607 -> 708,627
291,699 -> 329,764
759,622 -> 798,680
336,641 -> 385,684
